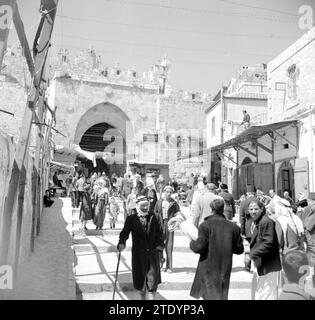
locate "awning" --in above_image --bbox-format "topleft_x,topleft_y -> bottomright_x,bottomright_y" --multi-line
54,144 -> 124,167
50,161 -> 75,173
211,120 -> 298,152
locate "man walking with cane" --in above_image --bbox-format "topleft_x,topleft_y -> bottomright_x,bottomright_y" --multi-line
117,196 -> 164,300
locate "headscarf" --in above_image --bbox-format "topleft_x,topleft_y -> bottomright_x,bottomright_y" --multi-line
274,196 -> 304,242
135,196 -> 149,217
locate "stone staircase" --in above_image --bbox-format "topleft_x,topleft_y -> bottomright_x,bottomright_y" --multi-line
72,198 -> 253,300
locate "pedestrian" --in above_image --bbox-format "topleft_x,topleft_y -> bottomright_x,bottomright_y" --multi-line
191,182 -> 222,228
273,197 -> 305,254
121,173 -> 133,220
186,185 -> 194,206
76,172 -> 86,208
279,250 -> 314,300
43,189 -> 54,207
93,180 -> 109,230
65,175 -> 72,197
283,190 -> 294,206
79,183 -> 93,231
298,192 -> 315,287
190,198 -> 244,300
71,172 -> 79,208
239,185 -> 257,272
117,196 -> 164,300
154,185 -> 181,273
142,174 -> 156,198
53,171 -> 62,188
269,189 -> 276,199
249,199 -> 282,300
126,187 -> 137,216
109,196 -> 120,229
148,188 -> 158,215
169,175 -> 178,193
134,173 -> 144,197
217,183 -> 236,221
188,173 -> 194,188
156,174 -> 165,200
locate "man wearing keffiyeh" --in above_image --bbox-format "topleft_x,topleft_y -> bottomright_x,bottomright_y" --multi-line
117,196 -> 164,300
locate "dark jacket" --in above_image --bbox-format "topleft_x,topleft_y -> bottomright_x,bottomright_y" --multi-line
118,212 -> 164,291
154,198 -> 180,226
249,214 -> 282,276
218,190 -> 235,220
279,283 -> 314,300
239,196 -> 256,238
190,214 -> 244,300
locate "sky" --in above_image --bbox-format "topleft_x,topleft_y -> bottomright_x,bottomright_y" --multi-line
8,0 -> 315,94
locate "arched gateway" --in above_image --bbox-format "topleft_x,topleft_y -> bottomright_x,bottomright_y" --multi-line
74,102 -> 135,176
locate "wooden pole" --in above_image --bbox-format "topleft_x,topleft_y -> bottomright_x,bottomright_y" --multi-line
0,0 -> 15,68
0,0 -> 59,267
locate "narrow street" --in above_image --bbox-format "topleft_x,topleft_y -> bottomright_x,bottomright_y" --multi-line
1,196 -> 315,300
72,198 -> 253,300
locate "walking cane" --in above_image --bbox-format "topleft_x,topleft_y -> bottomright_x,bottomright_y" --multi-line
112,251 -> 121,300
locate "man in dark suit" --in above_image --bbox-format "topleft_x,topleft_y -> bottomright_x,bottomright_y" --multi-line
190,198 -> 244,300
239,185 -> 257,272
249,199 -> 281,300
154,185 -> 181,273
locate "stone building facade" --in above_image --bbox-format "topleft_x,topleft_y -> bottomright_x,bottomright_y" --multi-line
267,26 -> 315,198
48,49 -> 211,179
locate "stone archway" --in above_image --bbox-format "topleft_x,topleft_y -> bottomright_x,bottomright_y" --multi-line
74,102 -> 135,176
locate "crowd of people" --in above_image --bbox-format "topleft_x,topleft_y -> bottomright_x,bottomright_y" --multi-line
49,169 -> 315,300
117,175 -> 315,301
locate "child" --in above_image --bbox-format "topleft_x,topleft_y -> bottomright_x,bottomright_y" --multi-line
109,197 -> 120,229
279,250 -> 314,300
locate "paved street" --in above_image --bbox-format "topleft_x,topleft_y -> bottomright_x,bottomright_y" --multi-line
1,197 -> 314,300
73,198 -> 253,300
0,198 -> 76,300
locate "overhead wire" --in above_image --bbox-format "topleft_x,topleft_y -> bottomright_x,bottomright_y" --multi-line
56,14 -> 296,40
217,0 -> 301,17
54,33 -> 275,57
104,0 -> 298,23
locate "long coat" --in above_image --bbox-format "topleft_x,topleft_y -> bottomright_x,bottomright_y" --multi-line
118,211 -> 164,291
217,190 -> 235,220
249,214 -> 282,276
239,196 -> 257,238
190,214 -> 244,300
190,190 -> 222,228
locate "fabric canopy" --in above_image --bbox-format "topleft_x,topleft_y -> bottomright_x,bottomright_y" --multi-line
211,120 -> 298,152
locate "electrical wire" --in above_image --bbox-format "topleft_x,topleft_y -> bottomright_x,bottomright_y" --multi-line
104,0 -> 298,23
56,14 -> 296,40
217,0 -> 301,17
54,33 -> 275,57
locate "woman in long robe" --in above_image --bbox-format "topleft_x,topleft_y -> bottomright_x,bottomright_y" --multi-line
79,184 -> 93,230
94,181 -> 109,230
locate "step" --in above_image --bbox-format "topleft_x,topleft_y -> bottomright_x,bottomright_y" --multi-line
75,251 -> 252,294
79,288 -> 251,300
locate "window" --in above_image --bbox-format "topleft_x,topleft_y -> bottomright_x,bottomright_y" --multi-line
143,134 -> 158,143
211,116 -> 216,137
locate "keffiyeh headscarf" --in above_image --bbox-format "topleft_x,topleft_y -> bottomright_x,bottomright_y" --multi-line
273,196 -> 304,240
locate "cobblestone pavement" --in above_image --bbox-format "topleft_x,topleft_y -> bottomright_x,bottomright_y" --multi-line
0,198 -> 75,300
